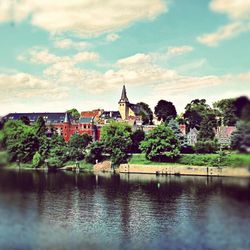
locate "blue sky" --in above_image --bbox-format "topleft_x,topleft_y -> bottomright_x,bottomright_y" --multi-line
0,0 -> 250,115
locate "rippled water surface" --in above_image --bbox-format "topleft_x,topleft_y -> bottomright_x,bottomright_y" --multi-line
0,170 -> 250,250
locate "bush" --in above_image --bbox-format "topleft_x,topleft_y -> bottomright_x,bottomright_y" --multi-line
47,157 -> 63,169
194,140 -> 218,154
32,151 -> 42,168
0,151 -> 8,167
178,154 -> 221,166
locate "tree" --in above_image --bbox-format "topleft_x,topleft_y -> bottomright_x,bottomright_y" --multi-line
213,98 -> 237,126
234,96 -> 250,121
101,121 -> 132,166
33,116 -> 46,137
3,120 -> 39,163
184,99 -> 216,130
85,141 -> 105,164
67,133 -> 92,161
67,108 -> 80,121
130,129 -> 145,153
168,119 -> 193,153
154,100 -> 177,123
19,116 -> 30,126
140,125 -> 180,162
194,140 -> 218,154
231,121 -> 250,153
136,102 -> 153,125
197,113 -> 217,141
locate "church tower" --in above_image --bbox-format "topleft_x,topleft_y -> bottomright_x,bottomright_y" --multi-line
118,85 -> 129,120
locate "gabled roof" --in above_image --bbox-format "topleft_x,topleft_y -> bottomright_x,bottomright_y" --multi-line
79,117 -> 93,124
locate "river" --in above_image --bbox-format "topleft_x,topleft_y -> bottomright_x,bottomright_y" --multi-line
0,169 -> 250,250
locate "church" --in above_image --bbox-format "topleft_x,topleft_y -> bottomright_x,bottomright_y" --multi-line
118,85 -> 141,120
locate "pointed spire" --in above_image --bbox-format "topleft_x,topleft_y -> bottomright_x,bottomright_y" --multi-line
64,112 -> 70,123
119,85 -> 129,103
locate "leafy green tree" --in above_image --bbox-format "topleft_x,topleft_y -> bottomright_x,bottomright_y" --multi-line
154,100 -> 177,123
231,121 -> 250,153
85,141 -> 105,164
213,98 -> 237,126
140,125 -> 180,162
136,102 -> 153,125
184,99 -> 216,130
68,133 -> 92,149
130,129 -> 145,153
19,116 -> 30,126
101,121 -> 132,166
33,116 -> 46,137
32,151 -> 42,168
194,140 -> 218,154
67,108 -> 80,121
3,120 -> 39,163
234,96 -> 250,121
197,113 -> 217,141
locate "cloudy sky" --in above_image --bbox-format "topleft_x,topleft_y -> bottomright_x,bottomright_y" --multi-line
0,0 -> 250,115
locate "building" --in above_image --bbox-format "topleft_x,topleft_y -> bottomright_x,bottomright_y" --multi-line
187,128 -> 198,146
3,112 -> 100,142
215,126 -> 236,146
118,85 -> 141,120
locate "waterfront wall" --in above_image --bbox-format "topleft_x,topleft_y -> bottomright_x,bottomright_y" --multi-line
119,164 -> 250,177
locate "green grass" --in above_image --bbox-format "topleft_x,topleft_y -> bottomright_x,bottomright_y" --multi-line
129,153 -> 250,168
63,160 -> 93,171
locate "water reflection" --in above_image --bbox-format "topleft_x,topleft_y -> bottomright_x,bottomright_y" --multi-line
0,170 -> 250,249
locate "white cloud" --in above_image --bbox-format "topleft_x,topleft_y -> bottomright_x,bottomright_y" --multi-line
18,48 -> 99,64
106,33 -> 120,42
198,0 -> 250,46
53,38 -> 90,50
197,22 -> 247,46
0,0 -> 167,36
167,46 -> 193,56
117,53 -> 152,66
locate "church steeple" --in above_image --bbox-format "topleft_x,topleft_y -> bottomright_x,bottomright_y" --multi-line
119,85 -> 129,103
64,112 -> 70,123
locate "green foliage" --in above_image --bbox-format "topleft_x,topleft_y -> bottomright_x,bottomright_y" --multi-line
85,141 -> 105,164
3,120 -> 39,163
235,96 -> 250,121
184,99 -> 216,131
32,151 -> 42,168
0,151 -> 8,167
197,113 -> 217,141
68,133 -> 92,149
231,121 -> 250,153
47,157 -> 64,169
19,116 -> 30,125
33,116 -> 46,137
136,102 -> 153,125
213,98 -> 237,126
154,100 -> 177,123
101,121 -> 132,166
194,140 -> 218,154
67,108 -> 80,121
130,129 -> 145,153
140,125 -> 180,162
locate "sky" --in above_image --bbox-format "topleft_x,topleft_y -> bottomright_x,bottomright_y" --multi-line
0,0 -> 250,116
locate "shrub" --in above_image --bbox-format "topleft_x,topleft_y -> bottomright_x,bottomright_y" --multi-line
32,151 -> 42,168
194,140 -> 218,154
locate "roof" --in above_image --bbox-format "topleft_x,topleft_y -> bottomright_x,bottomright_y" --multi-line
79,117 -> 93,123
129,103 -> 141,116
80,109 -> 103,118
119,85 -> 129,103
100,111 -> 121,119
3,112 -> 71,124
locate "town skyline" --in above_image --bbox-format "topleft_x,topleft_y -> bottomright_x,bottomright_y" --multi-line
1,0 -> 250,115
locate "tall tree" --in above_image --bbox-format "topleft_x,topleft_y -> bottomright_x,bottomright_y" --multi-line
213,98 -> 238,126
234,96 -> 250,121
184,99 -> 216,130
197,113 -> 216,141
136,102 -> 153,125
154,100 -> 177,123
67,108 -> 80,121
33,116 -> 46,137
140,124 -> 180,162
19,116 -> 30,126
130,129 -> 145,153
101,121 -> 132,166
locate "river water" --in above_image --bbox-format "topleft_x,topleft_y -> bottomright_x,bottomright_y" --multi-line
0,169 -> 250,250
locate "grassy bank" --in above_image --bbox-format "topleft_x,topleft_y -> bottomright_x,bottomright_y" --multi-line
129,153 -> 250,168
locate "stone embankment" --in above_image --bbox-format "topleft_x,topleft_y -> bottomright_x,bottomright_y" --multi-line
119,164 -> 250,177
93,161 -> 112,172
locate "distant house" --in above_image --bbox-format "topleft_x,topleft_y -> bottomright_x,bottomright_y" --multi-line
215,126 -> 236,146
187,128 -> 198,146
